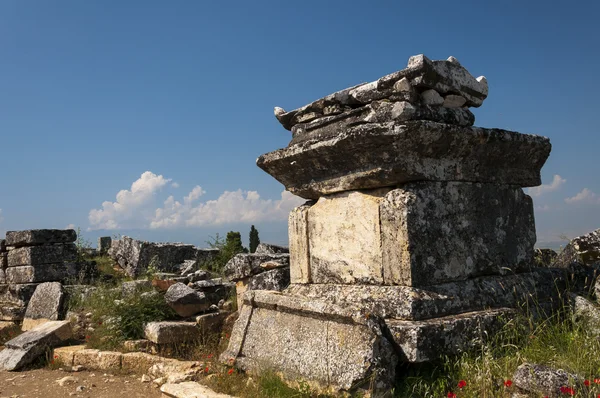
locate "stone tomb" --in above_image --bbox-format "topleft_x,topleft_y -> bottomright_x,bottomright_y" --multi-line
221,55 -> 556,393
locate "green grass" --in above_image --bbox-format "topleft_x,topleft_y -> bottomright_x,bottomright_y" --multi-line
79,285 -> 177,350
394,306 -> 600,398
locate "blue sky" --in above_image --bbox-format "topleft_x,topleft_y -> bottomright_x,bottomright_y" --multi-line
0,0 -> 598,248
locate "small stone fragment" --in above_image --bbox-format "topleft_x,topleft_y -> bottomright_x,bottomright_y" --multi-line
420,89 -> 444,106
57,376 -> 78,387
443,94 -> 467,108
392,77 -> 413,93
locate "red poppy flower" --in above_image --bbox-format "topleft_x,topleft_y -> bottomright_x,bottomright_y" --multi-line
585,380 -> 591,386
227,368 -> 234,375
447,393 -> 456,398
595,378 -> 600,384
54,355 -> 58,359
204,366 -> 209,374
560,386 -> 575,395
207,354 -> 213,359
457,380 -> 466,389
504,380 -> 513,387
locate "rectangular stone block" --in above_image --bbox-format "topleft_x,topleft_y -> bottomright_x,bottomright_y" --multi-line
144,321 -> 200,345
307,189 -> 389,284
121,352 -> 163,374
53,345 -> 85,367
381,182 -> 535,286
7,243 -> 77,267
386,308 -> 514,362
74,349 -> 122,371
5,229 -> 77,247
6,265 -> 70,284
230,291 -> 396,392
289,203 -> 312,283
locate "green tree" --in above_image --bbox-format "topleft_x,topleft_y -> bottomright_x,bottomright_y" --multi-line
204,231 -> 247,273
249,225 -> 260,253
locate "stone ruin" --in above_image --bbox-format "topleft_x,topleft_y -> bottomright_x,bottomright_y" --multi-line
0,230 -> 77,326
224,243 -> 291,309
221,54 -> 559,392
108,235 -> 219,278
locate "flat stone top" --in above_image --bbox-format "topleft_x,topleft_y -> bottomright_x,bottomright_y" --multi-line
274,54 -> 488,131
5,229 -> 77,247
257,120 -> 551,199
5,320 -> 71,349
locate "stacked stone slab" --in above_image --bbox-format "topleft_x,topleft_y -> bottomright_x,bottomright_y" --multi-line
222,55 -> 556,393
0,229 -> 77,321
223,243 -> 290,309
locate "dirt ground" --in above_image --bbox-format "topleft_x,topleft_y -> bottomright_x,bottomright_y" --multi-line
0,368 -> 163,398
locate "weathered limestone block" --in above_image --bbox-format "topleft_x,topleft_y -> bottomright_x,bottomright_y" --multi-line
5,229 -> 77,247
381,182 -> 536,286
222,291 -> 397,393
53,345 -> 85,367
258,120 -> 551,199
190,278 -> 235,304
223,253 -> 289,281
145,322 -> 200,344
6,264 -> 70,284
1,252 -> 7,268
552,229 -> 600,268
121,279 -> 152,296
121,352 -> 163,374
195,312 -> 227,332
0,306 -> 27,321
307,189 -> 389,284
569,293 -> 600,334
108,236 -> 199,277
164,283 -> 210,317
286,268 -> 564,321
386,308 -> 514,362
7,243 -> 77,267
22,282 -> 65,331
255,243 -> 289,254
0,320 -> 72,370
289,203 -> 312,284
513,363 -> 582,398
247,267 -> 290,291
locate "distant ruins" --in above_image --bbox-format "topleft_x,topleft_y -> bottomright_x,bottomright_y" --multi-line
221,54 -> 557,392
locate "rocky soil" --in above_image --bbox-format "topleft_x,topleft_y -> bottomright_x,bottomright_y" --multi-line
0,368 -> 162,398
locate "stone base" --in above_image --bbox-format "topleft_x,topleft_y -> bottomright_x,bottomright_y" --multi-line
386,308 -> 514,362
221,291 -> 398,393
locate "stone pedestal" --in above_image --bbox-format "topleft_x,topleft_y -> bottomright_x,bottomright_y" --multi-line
222,54 -> 555,394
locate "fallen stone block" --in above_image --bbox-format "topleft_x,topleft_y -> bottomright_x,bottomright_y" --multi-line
7,243 -> 77,267
223,253 -> 290,281
6,265 -> 71,284
513,363 -> 582,398
569,293 -> 600,334
190,278 -> 235,305
160,382 -> 234,398
195,312 -> 227,332
145,322 -> 200,344
257,120 -> 550,199
22,282 -> 65,331
386,308 -> 514,363
5,229 -> 77,247
73,349 -> 122,371
165,283 -> 210,317
0,320 -> 72,370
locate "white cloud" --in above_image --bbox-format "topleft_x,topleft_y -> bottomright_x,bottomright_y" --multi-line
527,175 -> 566,197
150,188 -> 303,229
535,205 -> 551,212
88,171 -> 305,230
88,171 -> 172,229
65,223 -> 76,229
565,188 -> 600,205
171,182 -> 180,188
